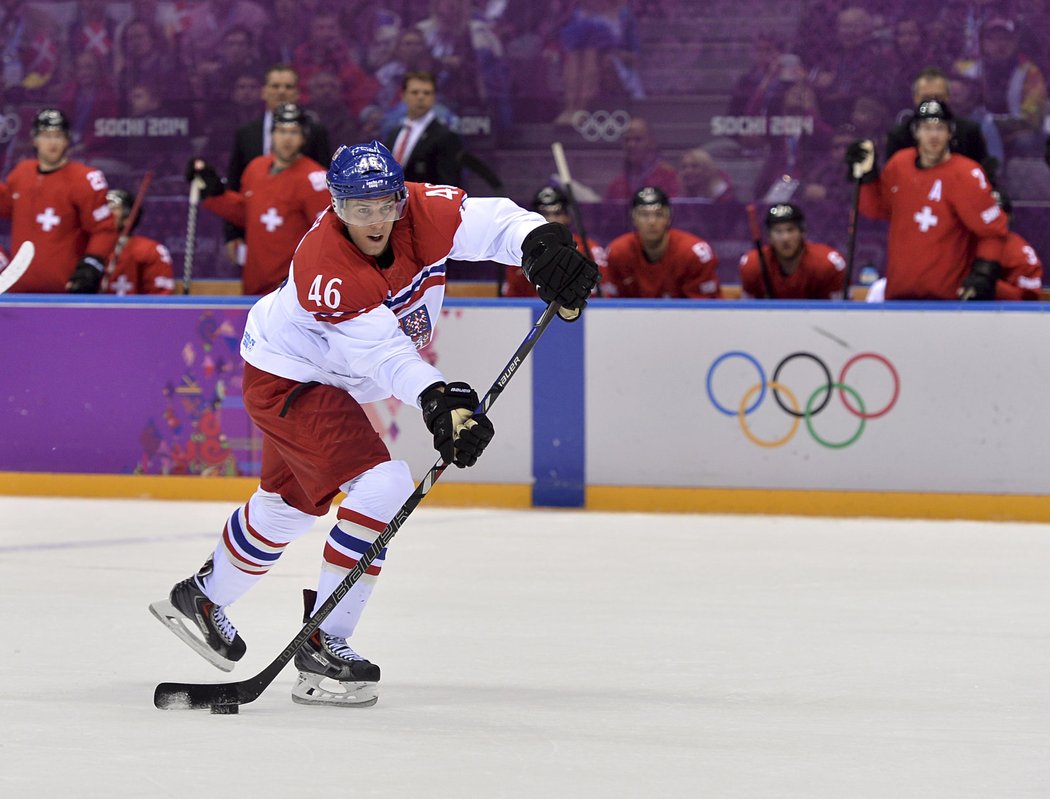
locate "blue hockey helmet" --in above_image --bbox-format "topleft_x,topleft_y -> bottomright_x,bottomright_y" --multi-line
327,141 -> 408,226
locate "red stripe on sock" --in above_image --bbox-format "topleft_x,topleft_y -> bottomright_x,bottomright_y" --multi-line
242,503 -> 289,550
222,524 -> 269,575
322,542 -> 383,576
336,506 -> 386,533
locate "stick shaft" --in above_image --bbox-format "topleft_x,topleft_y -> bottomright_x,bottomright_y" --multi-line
843,178 -> 862,299
182,178 -> 203,295
551,142 -> 602,295
746,204 -> 776,299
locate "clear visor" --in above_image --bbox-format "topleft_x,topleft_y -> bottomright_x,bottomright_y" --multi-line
333,193 -> 408,226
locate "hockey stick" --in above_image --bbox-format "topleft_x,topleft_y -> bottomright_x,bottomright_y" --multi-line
550,141 -> 602,296
0,241 -> 35,295
113,171 -> 153,263
843,176 -> 862,300
745,204 -> 777,299
182,167 -> 205,295
154,301 -> 562,711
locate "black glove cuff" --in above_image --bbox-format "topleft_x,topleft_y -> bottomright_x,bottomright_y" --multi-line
522,222 -> 574,267
970,258 -> 1002,281
80,255 -> 105,273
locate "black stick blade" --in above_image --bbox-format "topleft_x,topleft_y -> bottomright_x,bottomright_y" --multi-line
154,681 -> 241,710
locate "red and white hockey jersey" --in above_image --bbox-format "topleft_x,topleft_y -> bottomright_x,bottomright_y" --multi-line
996,231 -> 1043,300
859,148 -> 1007,300
103,236 -> 175,295
0,159 -> 117,292
203,154 -> 330,295
240,182 -> 545,407
739,242 -> 846,299
605,228 -> 720,298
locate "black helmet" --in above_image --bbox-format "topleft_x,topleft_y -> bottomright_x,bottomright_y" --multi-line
271,102 -> 307,131
992,188 -> 1013,216
631,185 -> 670,209
533,185 -> 568,212
911,99 -> 955,131
765,202 -> 805,231
107,188 -> 142,230
32,108 -> 70,136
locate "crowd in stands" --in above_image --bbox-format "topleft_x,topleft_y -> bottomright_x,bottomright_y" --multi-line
1,0 -> 1049,300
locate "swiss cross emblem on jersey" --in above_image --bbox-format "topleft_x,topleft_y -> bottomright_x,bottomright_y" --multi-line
398,305 -> 433,349
36,207 -> 60,232
260,207 -> 284,232
914,205 -> 938,232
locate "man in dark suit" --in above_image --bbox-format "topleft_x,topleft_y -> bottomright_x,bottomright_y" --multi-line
224,64 -> 332,263
383,71 -> 464,186
885,67 -> 994,179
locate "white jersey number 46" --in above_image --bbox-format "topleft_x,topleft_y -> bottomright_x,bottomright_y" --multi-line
308,275 -> 342,309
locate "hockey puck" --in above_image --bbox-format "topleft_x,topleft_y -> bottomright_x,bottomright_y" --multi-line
210,703 -> 239,715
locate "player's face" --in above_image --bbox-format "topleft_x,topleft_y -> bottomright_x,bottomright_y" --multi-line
768,222 -> 803,260
271,125 -> 304,164
403,79 -> 436,120
107,199 -> 128,231
539,206 -> 570,225
33,130 -> 69,168
914,119 -> 951,165
338,195 -> 402,256
632,206 -> 671,245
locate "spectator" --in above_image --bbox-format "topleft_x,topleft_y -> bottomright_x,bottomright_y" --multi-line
738,203 -> 846,299
678,147 -> 735,203
849,99 -> 1008,300
605,186 -> 721,298
202,70 -> 264,165
339,2 -> 403,73
553,0 -> 644,126
989,189 -> 1043,300
799,123 -> 859,207
260,0 -> 307,65
948,69 -> 1005,167
0,108 -> 117,293
102,188 -> 175,296
752,81 -> 832,203
727,33 -> 787,118
226,64 -> 332,266
307,71 -> 363,151
849,95 -> 890,142
374,28 -> 438,112
191,103 -> 331,295
416,0 -> 513,131
884,16 -> 937,113
57,50 -> 119,161
886,67 -> 991,169
68,0 -> 119,72
604,118 -> 681,200
809,6 -> 891,126
293,11 -> 379,118
502,185 -> 610,296
198,26 -> 263,106
955,17 -> 1048,158
384,71 -> 465,187
114,17 -> 177,111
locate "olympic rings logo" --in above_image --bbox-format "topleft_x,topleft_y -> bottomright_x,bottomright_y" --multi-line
0,112 -> 20,144
705,351 -> 901,449
571,109 -> 631,142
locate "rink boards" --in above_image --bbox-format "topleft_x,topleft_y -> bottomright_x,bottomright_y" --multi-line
2,296 -> 1049,521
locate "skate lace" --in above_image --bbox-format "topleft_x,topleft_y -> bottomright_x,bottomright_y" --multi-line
322,632 -> 365,662
210,605 -> 237,644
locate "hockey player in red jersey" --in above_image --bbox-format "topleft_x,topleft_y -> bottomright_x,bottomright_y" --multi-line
101,189 -> 175,295
848,99 -> 1008,300
605,186 -> 721,298
990,189 -> 1043,300
739,203 -> 847,299
191,103 -> 331,295
502,185 -> 609,297
150,141 -> 599,706
0,108 -> 117,293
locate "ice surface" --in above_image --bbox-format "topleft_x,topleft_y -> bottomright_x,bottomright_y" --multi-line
2,496 -> 1049,798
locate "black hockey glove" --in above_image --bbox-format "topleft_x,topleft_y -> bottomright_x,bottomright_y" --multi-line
66,255 -> 105,293
1044,134 -> 1050,169
845,139 -> 878,184
184,158 -> 224,198
521,222 -> 600,318
958,258 -> 1001,301
420,381 -> 495,468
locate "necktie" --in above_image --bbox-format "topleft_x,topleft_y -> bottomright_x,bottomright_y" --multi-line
393,124 -> 411,162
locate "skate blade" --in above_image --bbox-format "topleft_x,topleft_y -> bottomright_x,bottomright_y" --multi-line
148,597 -> 236,673
291,672 -> 378,708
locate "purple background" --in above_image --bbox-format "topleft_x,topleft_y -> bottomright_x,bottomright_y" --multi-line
0,303 -> 258,473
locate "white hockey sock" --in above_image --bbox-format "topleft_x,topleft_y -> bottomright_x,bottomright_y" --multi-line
315,460 -> 413,638
201,488 -> 315,607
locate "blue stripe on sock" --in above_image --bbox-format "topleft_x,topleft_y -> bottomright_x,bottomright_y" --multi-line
229,510 -> 282,563
330,525 -> 388,560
